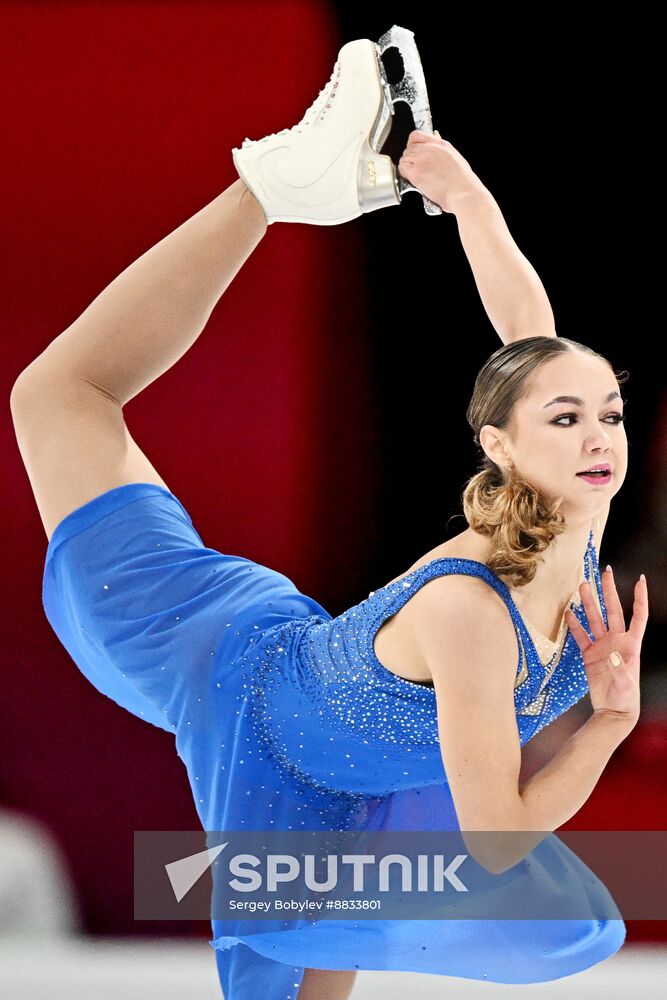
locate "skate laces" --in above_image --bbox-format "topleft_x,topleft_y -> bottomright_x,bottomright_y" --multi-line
241,60 -> 341,147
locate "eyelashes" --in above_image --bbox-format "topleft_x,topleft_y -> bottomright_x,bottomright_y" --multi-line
551,413 -> 626,427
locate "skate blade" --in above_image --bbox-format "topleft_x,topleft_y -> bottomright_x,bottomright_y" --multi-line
375,24 -> 442,217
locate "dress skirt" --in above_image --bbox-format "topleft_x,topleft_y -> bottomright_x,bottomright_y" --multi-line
42,483 -> 626,999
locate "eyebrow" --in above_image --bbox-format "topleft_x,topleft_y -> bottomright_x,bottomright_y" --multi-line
542,392 -> 622,409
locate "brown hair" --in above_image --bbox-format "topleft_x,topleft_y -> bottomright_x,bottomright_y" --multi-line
461,336 -> 628,588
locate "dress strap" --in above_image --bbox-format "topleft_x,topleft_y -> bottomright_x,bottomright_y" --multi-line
362,558 -> 531,692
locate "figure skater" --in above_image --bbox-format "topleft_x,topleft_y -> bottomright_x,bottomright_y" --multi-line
10,26 -> 648,1000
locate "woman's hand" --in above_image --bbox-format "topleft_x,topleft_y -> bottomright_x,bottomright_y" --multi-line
565,568 -> 648,725
397,130 -> 488,214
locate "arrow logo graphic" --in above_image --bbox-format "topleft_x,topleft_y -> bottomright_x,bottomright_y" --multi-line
165,842 -> 228,902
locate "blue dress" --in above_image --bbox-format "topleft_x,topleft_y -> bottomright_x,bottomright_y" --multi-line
42,482 -> 625,999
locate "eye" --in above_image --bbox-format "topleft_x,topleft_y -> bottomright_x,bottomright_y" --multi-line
551,413 -> 626,426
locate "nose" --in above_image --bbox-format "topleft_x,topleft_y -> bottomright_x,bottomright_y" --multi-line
584,427 -> 613,455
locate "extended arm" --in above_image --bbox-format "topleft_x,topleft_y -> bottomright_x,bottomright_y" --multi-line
452,187 -> 557,345
398,132 -> 557,345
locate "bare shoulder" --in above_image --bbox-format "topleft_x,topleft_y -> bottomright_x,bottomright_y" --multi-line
408,571 -> 513,629
406,573 -> 520,684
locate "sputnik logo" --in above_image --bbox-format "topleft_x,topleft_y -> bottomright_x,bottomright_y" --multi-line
165,842 -> 228,902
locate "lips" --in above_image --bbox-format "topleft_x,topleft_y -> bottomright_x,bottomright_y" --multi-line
576,463 -> 612,484
577,463 -> 611,475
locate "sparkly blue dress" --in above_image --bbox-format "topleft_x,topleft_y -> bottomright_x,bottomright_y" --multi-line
42,483 -> 625,999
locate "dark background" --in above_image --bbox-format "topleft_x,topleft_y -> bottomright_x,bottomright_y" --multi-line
333,3 -> 661,589
2,0 -> 664,946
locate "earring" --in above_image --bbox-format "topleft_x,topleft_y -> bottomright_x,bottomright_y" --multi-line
505,461 -> 513,471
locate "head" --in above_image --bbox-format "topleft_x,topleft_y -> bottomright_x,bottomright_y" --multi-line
462,336 -> 629,586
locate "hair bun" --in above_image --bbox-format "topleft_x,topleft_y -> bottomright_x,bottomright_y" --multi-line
462,466 -> 566,587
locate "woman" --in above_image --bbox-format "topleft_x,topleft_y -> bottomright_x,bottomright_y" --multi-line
10,32 -> 648,1000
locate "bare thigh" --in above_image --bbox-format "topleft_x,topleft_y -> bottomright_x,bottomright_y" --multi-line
10,365 -> 169,543
297,968 -> 357,1000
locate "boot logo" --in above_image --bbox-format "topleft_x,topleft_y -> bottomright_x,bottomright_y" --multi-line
368,161 -> 377,186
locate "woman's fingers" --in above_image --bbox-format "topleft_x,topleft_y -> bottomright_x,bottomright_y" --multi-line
628,576 -> 649,643
601,567 -> 626,634
565,607 -> 593,651
407,129 -> 433,145
578,580 -> 607,640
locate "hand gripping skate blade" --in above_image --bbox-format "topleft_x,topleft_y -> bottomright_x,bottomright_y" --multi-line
376,25 -> 442,217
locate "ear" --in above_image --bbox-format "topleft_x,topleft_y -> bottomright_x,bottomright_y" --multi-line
479,424 -> 511,469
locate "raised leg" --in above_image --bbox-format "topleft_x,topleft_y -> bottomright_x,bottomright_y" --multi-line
10,179 -> 267,540
17,177 -> 267,406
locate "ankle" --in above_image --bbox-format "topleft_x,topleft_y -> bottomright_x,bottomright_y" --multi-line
238,180 -> 268,231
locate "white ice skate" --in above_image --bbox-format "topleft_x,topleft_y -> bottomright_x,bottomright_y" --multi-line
231,24 -> 442,226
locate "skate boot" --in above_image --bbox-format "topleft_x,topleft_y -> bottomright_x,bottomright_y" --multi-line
232,24 -> 442,225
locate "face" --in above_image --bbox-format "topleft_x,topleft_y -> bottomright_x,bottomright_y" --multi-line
481,350 -> 628,518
